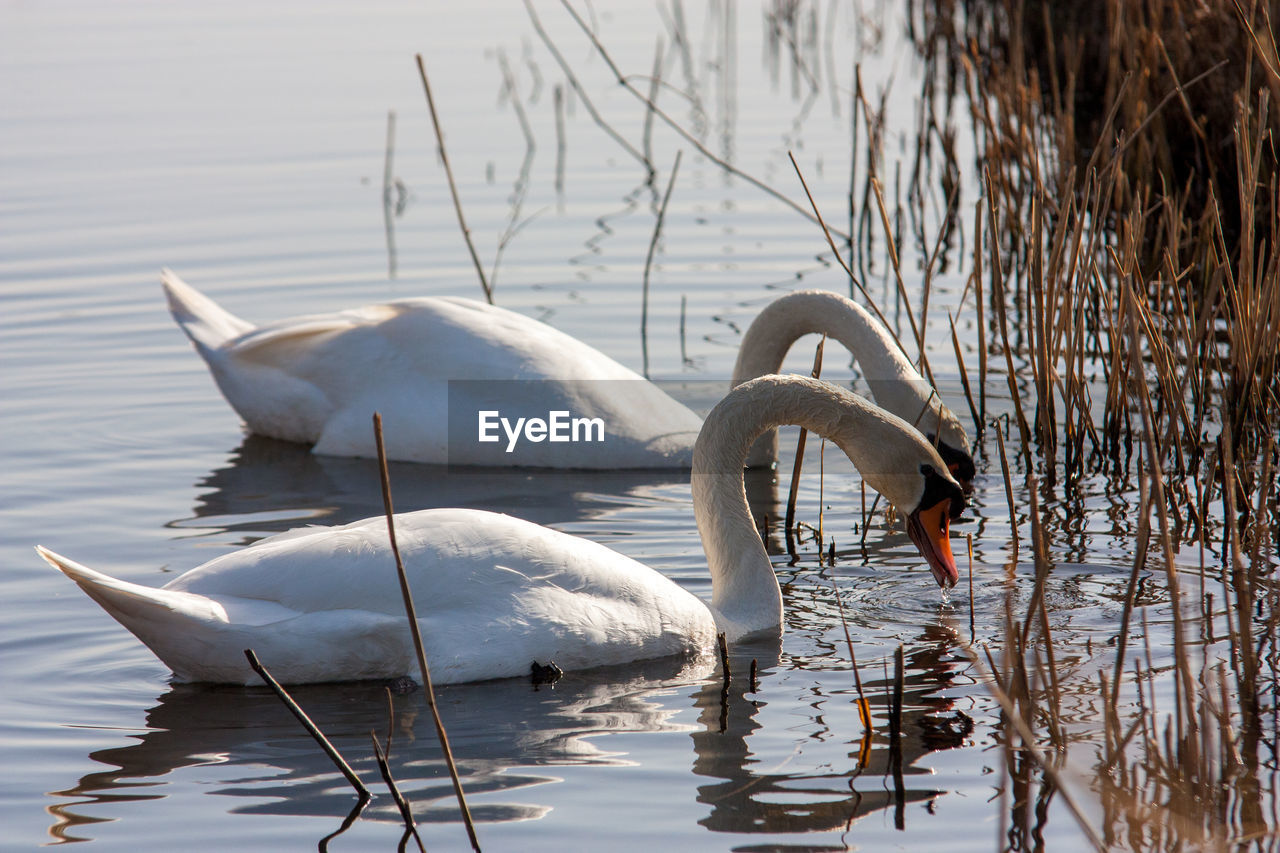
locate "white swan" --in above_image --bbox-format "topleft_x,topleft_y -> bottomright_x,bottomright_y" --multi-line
732,290 -> 974,485
37,375 -> 965,685
162,272 -> 974,480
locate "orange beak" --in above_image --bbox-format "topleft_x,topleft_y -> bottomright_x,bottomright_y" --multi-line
906,499 -> 959,588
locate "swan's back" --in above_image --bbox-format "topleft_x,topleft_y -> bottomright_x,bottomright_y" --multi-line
168,509 -> 656,615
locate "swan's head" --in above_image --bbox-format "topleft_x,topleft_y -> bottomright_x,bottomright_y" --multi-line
923,406 -> 976,494
903,463 -> 965,587
827,402 -> 966,589
695,374 -> 966,589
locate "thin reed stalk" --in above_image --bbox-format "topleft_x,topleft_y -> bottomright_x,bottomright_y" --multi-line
641,150 -> 682,378
993,417 -> 1019,565
948,312 -> 981,437
870,177 -> 933,385
382,109 -> 399,279
784,335 -> 826,561
788,152 -> 903,356
416,54 -> 493,305
243,649 -> 371,800
370,732 -> 427,853
553,84 -> 566,196
372,413 -> 481,852
832,582 -> 873,731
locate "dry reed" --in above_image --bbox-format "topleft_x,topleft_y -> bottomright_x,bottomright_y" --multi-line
372,413 -> 481,852
243,648 -> 372,800
641,150 -> 682,378
912,0 -> 1280,845
416,54 -> 493,305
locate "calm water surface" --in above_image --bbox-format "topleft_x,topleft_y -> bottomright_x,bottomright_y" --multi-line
1,2 -> 1182,850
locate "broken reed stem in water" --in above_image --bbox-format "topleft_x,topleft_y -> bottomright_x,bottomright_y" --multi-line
383,109 -> 397,196
415,53 -> 493,306
373,413 -> 481,852
857,492 -> 885,550
243,648 -> 371,800
383,687 -> 397,758
370,731 -> 426,853
784,335 -> 827,560
641,149 -> 683,378
983,174 -> 1032,469
679,294 -> 689,365
847,65 -> 860,279
817,433 -> 826,549
971,200 -> 987,431
832,581 -> 873,730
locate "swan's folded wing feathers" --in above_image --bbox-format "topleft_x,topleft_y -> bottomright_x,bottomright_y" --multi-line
227,318 -> 366,366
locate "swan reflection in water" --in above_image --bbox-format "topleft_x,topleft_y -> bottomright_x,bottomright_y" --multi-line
173,433 -> 692,538
46,656 -> 712,844
47,623 -> 970,845
693,622 -> 973,837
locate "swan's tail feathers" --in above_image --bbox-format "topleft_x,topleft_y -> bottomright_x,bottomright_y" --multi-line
161,269 -> 254,354
37,545 -> 226,640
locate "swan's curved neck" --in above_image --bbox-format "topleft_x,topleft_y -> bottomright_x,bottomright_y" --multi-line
731,291 -> 915,388
693,376 -> 907,640
731,291 -> 934,466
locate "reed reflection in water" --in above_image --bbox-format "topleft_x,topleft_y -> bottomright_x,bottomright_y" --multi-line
48,622 -> 979,848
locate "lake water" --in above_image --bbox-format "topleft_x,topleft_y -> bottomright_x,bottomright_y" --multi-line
0,2 -> 1202,850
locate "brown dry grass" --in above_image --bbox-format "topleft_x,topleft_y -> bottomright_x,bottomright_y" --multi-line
912,0 -> 1280,847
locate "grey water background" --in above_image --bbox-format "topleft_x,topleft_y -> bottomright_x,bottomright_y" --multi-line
0,2 -> 1179,850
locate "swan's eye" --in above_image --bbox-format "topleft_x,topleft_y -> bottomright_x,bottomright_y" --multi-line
920,463 -> 967,521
